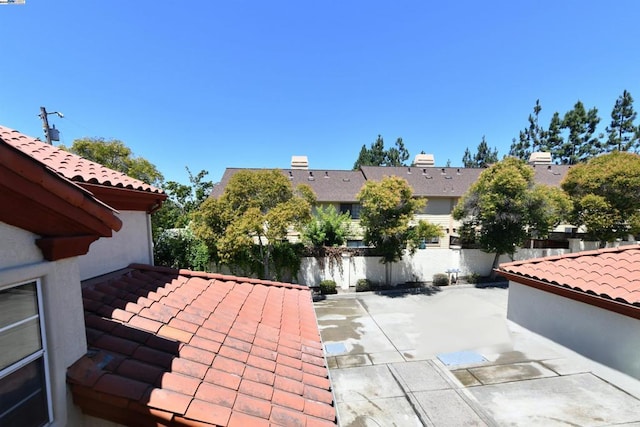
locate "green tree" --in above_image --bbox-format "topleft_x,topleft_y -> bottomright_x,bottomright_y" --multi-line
561,151 -> 640,243
559,101 -> 602,164
152,168 -> 214,269
606,90 -> 639,152
453,158 -> 571,272
154,168 -> 214,232
463,136 -> 498,168
540,111 -> 564,162
153,228 -> 210,271
303,205 -> 351,247
386,137 -> 410,166
353,135 -> 410,169
60,137 -> 163,186
509,100 -> 546,161
192,170 -> 315,280
357,176 -> 441,283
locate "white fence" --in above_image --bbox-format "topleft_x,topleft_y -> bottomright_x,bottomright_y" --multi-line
297,238 -> 639,289
298,247 -> 571,289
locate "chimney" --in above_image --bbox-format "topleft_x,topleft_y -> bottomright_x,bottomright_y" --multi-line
528,152 -> 552,165
291,155 -> 309,170
413,153 -> 435,167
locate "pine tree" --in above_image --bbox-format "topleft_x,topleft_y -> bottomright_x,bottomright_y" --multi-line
606,90 -> 639,152
463,136 -> 498,168
560,101 -> 602,164
462,148 -> 473,168
540,112 -> 564,162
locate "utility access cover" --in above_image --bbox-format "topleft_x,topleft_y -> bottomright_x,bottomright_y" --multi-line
324,342 -> 348,355
437,350 -> 486,366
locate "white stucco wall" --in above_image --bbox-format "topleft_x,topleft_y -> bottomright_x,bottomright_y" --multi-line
79,210 -> 153,280
508,281 -> 640,379
299,247 -> 570,289
0,222 -> 87,427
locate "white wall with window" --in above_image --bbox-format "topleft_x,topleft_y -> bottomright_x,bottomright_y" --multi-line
0,222 -> 87,426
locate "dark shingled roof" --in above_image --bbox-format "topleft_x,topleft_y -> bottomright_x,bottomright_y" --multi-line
211,168 -> 367,203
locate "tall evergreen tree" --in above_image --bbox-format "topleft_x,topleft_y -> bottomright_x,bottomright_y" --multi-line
463,136 -> 498,168
539,112 -> 564,162
462,148 -> 473,168
508,130 -> 530,160
606,90 -> 639,152
386,137 -> 410,166
508,100 -> 546,161
353,135 -> 410,169
560,101 -> 602,164
527,99 -> 545,153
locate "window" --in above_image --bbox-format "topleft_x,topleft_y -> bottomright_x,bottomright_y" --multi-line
419,236 -> 440,249
0,280 -> 51,427
340,203 -> 361,219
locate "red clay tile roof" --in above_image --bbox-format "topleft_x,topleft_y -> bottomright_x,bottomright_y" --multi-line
499,245 -> 640,307
68,264 -> 336,427
0,125 -> 163,194
0,134 -> 122,261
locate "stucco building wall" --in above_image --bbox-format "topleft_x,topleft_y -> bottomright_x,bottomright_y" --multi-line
79,211 -> 153,280
507,281 -> 640,379
0,222 -> 87,426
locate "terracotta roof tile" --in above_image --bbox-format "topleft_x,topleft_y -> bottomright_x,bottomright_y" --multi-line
499,245 -> 640,310
69,264 -> 335,426
227,411 -> 270,427
184,399 -> 232,426
0,125 -> 163,194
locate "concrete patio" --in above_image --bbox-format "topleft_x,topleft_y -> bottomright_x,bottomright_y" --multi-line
314,285 -> 640,426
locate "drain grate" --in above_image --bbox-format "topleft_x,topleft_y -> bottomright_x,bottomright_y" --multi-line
324,342 -> 347,355
437,350 -> 486,366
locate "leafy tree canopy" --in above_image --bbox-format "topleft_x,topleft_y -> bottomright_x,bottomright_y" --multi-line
60,137 -> 163,186
353,135 -> 410,169
561,151 -> 640,242
454,157 -> 571,268
192,169 -> 315,280
357,176 -> 441,264
152,168 -> 214,268
303,205 -> 351,247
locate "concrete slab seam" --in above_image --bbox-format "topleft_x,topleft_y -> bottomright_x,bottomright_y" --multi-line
387,363 -> 435,427
429,359 -> 499,427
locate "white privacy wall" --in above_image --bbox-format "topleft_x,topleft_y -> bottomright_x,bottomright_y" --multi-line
298,247 -> 571,289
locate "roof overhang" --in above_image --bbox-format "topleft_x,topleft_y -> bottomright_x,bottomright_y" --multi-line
0,142 -> 122,261
80,182 -> 167,213
499,269 -> 640,320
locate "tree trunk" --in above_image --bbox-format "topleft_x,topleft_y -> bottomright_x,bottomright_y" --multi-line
385,262 -> 392,286
489,252 -> 501,279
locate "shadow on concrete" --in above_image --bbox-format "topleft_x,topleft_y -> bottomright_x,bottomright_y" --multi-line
372,285 -> 443,298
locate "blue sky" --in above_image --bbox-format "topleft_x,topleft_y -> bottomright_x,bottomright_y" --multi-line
2,1 -> 640,184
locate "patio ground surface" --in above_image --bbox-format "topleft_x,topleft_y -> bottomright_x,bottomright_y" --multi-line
314,285 -> 640,426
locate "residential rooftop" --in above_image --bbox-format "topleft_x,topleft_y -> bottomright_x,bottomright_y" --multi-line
68,264 -> 336,426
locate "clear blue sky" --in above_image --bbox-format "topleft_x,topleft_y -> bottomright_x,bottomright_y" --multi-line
2,1 -> 640,184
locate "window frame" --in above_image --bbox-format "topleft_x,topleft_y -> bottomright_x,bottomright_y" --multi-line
0,278 -> 53,426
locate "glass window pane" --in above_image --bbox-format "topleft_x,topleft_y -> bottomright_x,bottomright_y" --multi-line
0,282 -> 38,330
0,319 -> 42,371
0,357 -> 48,427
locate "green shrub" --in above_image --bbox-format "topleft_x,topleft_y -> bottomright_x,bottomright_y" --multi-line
432,273 -> 449,286
466,272 -> 481,284
319,280 -> 337,295
356,278 -> 372,292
